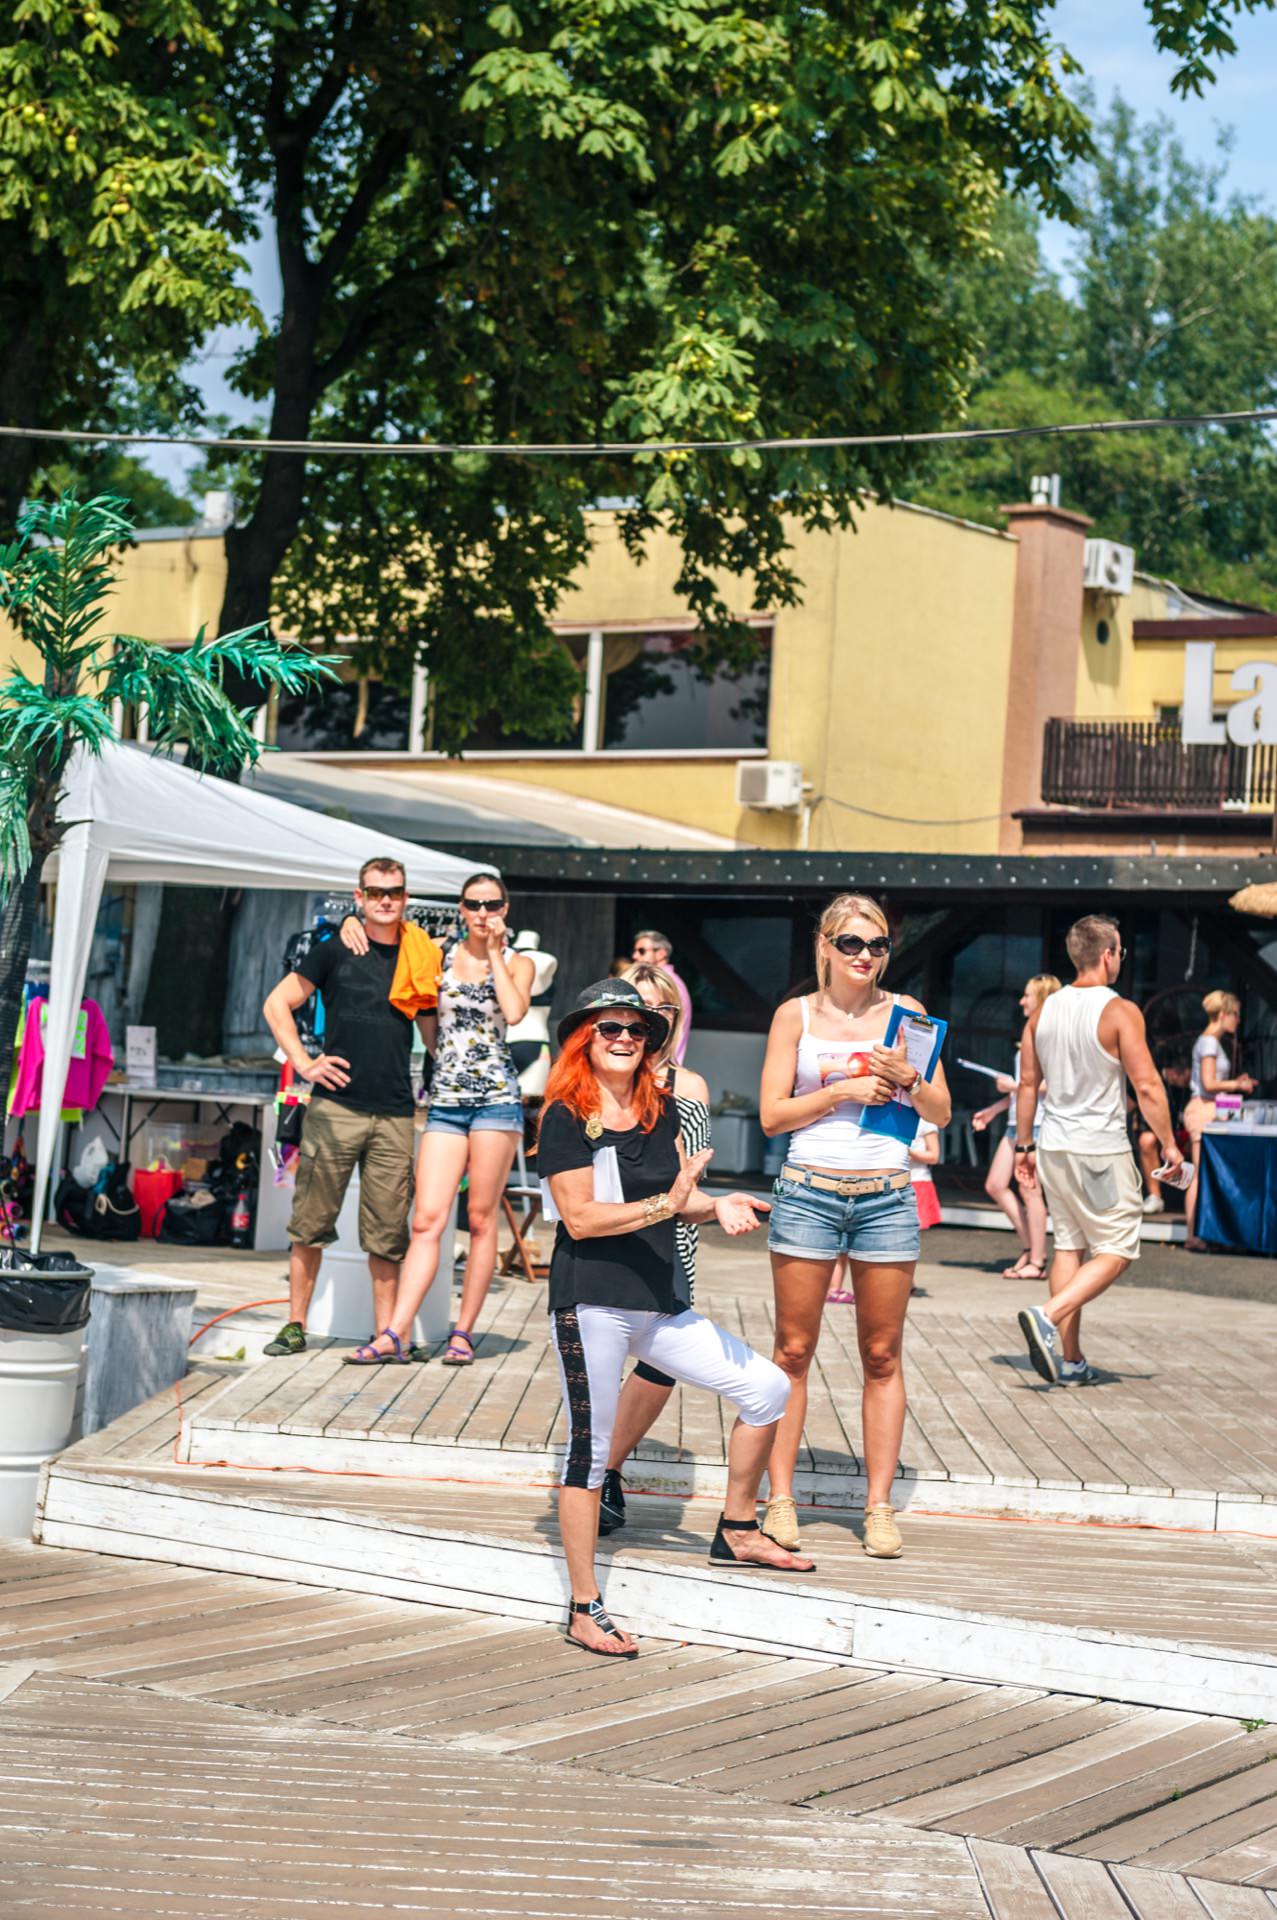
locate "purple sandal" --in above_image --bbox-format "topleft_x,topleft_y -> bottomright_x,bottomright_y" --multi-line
343,1327 -> 411,1366
441,1329 -> 475,1366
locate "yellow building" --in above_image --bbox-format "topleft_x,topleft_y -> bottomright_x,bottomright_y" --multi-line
6,489 -> 1276,1110
41,491 -> 1274,866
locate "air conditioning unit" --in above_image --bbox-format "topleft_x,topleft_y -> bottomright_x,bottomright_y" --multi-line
736,760 -> 804,810
1083,539 -> 1135,595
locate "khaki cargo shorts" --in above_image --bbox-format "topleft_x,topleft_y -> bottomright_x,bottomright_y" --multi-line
1037,1147 -> 1142,1262
287,1100 -> 415,1263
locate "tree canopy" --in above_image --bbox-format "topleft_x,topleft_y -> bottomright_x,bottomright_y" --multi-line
0,0 -> 253,526
2,0 -> 1272,743
914,99 -> 1277,607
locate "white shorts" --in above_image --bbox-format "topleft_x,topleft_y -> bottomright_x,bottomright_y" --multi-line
550,1305 -> 790,1490
1037,1148 -> 1142,1261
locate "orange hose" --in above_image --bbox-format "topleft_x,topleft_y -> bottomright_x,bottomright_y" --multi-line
174,1298 -> 288,1462
189,1298 -> 289,1348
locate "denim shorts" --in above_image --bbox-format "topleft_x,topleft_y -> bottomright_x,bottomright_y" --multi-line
767,1170 -> 920,1265
426,1101 -> 523,1136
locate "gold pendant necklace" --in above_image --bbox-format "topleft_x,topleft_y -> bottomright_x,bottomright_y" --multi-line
585,1114 -> 604,1141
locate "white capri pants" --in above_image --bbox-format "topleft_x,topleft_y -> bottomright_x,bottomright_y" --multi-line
551,1304 -> 790,1489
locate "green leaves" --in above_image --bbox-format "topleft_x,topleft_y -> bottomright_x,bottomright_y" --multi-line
913,104 -> 1277,607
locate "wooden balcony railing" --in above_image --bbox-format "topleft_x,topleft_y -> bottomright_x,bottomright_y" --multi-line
1041,718 -> 1277,812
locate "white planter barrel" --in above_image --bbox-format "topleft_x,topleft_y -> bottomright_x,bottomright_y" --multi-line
0,1322 -> 86,1538
308,1165 -> 453,1347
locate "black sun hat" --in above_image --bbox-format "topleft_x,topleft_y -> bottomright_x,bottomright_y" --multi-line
556,979 -> 670,1052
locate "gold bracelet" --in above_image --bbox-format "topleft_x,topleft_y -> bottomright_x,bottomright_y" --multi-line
642,1192 -> 672,1227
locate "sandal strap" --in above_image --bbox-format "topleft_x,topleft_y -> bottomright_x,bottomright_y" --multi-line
447,1329 -> 474,1349
569,1595 -> 623,1637
718,1516 -> 760,1533
381,1327 -> 405,1358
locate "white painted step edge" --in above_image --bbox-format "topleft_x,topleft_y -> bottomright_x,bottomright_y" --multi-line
179,1422 -> 1265,1536
35,1463 -> 1277,1722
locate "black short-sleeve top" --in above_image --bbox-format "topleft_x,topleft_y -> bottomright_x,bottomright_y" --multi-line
535,1097 -> 686,1316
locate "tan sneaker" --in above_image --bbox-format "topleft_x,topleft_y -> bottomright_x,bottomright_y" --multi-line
862,1504 -> 903,1558
761,1495 -> 801,1551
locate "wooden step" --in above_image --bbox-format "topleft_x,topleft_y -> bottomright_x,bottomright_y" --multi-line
35,1459 -> 1277,1721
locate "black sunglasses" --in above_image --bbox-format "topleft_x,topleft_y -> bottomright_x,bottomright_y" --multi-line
830,933 -> 892,959
461,896 -> 507,911
594,1019 -> 651,1040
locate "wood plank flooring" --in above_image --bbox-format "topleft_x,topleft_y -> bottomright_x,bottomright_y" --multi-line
177,1276 -> 1277,1532
3,1541 -> 1275,1909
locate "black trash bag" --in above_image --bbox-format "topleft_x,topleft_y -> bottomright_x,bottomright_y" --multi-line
0,1248 -> 93,1333
54,1163 -> 141,1242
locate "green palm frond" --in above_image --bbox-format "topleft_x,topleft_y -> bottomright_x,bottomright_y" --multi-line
189,625 -> 341,696
0,674 -> 115,761
0,495 -> 137,676
0,759 -> 32,886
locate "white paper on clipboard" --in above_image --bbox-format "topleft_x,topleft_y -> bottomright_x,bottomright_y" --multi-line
895,1012 -> 942,1080
541,1145 -> 624,1223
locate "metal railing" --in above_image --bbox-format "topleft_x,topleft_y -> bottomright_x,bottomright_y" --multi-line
1041,718 -> 1277,811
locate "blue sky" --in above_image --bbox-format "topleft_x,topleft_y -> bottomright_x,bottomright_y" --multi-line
161,0 -> 1277,498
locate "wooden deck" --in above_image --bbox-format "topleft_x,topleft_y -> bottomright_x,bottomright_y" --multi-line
3,1542 -> 1275,1915
176,1273 -> 1277,1535
36,1429 -> 1277,1717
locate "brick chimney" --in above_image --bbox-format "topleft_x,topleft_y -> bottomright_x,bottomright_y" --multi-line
997,502 -> 1093,853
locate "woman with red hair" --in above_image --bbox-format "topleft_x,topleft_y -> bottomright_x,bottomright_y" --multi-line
538,980 -> 811,1660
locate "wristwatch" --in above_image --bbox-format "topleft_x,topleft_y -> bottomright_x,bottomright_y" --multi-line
1014,1143 -> 1036,1155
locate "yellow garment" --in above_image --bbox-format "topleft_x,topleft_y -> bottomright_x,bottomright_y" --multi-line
389,923 -> 444,1018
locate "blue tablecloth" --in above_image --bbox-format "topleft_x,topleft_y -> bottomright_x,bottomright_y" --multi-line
1197,1130 -> 1277,1254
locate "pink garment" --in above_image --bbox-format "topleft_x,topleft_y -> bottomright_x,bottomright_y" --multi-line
9,996 -> 114,1117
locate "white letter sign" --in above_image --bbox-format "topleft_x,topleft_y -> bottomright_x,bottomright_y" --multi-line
1181,642 -> 1224,744
1181,641 -> 1277,747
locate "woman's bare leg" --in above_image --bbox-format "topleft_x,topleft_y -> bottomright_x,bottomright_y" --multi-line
768,1253 -> 835,1499
850,1261 -> 915,1508
985,1136 -> 1030,1252
559,1486 -> 637,1654
380,1132 -> 470,1347
606,1374 -> 674,1471
452,1128 -> 521,1336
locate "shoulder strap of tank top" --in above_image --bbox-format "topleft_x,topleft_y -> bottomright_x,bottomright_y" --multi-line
799,994 -> 811,1034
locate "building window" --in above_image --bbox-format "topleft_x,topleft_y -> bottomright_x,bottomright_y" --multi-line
598,630 -> 770,752
274,651 -> 411,752
459,635 -> 590,750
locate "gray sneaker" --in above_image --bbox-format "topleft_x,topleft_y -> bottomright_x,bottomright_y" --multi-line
1018,1305 -> 1060,1384
1059,1357 -> 1097,1386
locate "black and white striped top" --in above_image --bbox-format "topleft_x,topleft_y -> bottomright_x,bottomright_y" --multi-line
669,1078 -> 711,1300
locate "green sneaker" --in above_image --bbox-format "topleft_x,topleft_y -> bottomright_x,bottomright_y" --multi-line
263,1320 -> 306,1356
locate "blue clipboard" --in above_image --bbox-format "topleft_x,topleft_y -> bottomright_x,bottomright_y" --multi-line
858,1004 -> 947,1141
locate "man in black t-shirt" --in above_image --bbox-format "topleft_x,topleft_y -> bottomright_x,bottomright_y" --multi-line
261,857 -> 434,1356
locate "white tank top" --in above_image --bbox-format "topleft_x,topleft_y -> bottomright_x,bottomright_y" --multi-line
788,995 -> 911,1174
1036,986 -> 1127,1155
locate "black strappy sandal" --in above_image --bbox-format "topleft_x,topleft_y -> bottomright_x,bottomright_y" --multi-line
708,1514 -> 817,1573
564,1595 -> 638,1659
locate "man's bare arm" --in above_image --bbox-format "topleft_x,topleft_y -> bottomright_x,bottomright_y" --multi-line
1108,1000 -> 1180,1164
262,972 -> 351,1092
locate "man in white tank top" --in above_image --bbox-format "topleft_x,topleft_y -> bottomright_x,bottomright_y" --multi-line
1012,915 -> 1181,1386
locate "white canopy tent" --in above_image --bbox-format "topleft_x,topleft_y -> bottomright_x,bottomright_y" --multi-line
30,742 -> 485,1248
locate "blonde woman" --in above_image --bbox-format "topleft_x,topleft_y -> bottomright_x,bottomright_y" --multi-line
759,894 -> 951,1559
972,975 -> 1062,1279
595,961 -> 711,1535
1182,990 -> 1256,1250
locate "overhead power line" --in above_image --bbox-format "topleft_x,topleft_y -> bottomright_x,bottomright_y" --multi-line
1,406 -> 1276,461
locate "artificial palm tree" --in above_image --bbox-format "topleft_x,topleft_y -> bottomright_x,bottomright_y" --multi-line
0,491 -> 333,1098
